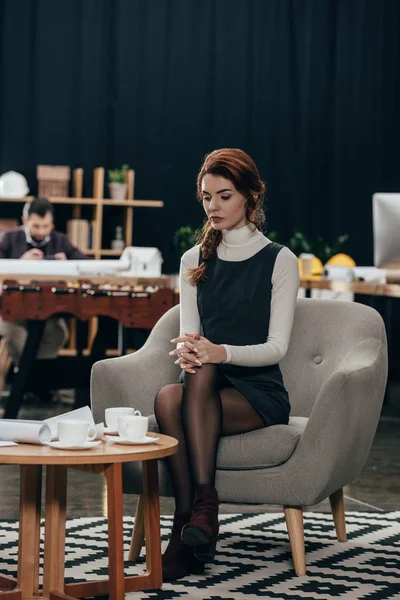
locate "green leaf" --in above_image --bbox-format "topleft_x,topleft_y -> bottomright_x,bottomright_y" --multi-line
173,225 -> 199,257
108,164 -> 130,183
287,227 -> 350,263
267,230 -> 278,242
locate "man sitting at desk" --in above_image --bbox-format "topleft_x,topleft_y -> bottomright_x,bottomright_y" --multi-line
0,197 -> 86,261
0,197 -> 87,366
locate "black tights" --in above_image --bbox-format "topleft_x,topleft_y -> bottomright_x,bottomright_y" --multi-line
154,364 -> 265,513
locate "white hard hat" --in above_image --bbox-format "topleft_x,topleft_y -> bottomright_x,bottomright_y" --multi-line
0,171 -> 29,198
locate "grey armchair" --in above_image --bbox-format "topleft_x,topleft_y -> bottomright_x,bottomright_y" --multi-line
91,298 -> 388,575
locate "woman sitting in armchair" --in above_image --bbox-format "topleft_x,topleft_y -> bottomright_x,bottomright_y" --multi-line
155,148 -> 299,581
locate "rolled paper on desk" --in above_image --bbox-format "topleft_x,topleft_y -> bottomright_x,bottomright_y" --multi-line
0,409 -> 105,444
0,258 -> 130,277
0,419 -> 52,444
323,265 -> 387,284
323,265 -> 354,282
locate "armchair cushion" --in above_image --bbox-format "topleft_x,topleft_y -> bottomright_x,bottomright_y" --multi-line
149,415 -> 308,469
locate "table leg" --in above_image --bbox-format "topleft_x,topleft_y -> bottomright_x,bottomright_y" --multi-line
89,317 -> 110,363
17,466 -> 42,597
142,460 -> 162,588
65,460 -> 160,599
4,321 -> 46,419
104,463 -> 125,600
73,317 -> 110,410
117,323 -> 124,356
42,466 -> 70,600
128,495 -> 145,561
62,459 -> 163,599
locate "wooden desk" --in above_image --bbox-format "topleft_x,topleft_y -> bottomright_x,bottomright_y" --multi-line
0,434 -> 178,600
300,277 -> 400,298
0,277 -> 177,418
0,273 -> 174,288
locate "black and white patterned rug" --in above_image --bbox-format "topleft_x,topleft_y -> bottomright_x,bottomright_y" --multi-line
0,512 -> 399,599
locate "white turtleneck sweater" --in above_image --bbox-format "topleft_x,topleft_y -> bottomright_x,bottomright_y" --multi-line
179,223 -> 300,367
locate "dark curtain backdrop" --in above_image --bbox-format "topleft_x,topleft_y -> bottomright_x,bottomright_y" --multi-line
0,0 -> 399,272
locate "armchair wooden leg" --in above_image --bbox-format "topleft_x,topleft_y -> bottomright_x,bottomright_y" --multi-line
283,506 -> 306,576
329,488 -> 347,542
128,495 -> 145,561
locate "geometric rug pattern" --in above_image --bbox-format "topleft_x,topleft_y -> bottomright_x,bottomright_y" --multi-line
0,512 -> 399,599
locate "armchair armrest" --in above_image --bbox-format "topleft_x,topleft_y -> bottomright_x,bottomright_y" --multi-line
91,304 -> 181,422
282,328 -> 388,506
91,343 -> 181,423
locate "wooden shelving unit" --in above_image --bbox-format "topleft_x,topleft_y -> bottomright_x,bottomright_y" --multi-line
0,166 -> 164,259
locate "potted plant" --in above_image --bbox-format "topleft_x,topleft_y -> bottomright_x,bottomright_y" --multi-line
108,164 -> 129,200
288,229 -> 349,264
173,225 -> 199,259
171,226 -> 199,286
287,229 -> 351,275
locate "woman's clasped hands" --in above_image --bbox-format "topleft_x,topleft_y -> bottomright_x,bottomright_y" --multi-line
169,333 -> 227,374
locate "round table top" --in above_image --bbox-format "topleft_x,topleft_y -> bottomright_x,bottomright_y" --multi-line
0,433 -> 178,465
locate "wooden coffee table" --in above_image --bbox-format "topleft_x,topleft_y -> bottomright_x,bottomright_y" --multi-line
0,433 -> 178,600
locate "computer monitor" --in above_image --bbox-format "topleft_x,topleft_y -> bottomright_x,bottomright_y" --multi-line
372,193 -> 400,268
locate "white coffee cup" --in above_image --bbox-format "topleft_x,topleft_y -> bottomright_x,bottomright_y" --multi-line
118,415 -> 148,442
299,253 -> 315,277
57,420 -> 96,446
105,407 -> 140,430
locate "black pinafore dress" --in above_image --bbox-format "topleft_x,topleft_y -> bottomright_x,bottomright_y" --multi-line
196,242 -> 290,426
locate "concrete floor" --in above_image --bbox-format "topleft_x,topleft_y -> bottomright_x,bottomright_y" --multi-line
0,386 -> 398,520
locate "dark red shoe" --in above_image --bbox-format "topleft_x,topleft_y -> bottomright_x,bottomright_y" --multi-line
181,485 -> 219,562
162,511 -> 205,582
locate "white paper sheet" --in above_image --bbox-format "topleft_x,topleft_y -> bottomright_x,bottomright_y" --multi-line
43,407 -> 103,440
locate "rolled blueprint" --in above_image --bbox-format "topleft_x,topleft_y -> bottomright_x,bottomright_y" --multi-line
0,420 -> 52,444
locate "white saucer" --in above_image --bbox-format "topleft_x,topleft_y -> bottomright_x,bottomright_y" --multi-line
45,440 -> 101,450
104,426 -> 118,435
105,435 -> 159,445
